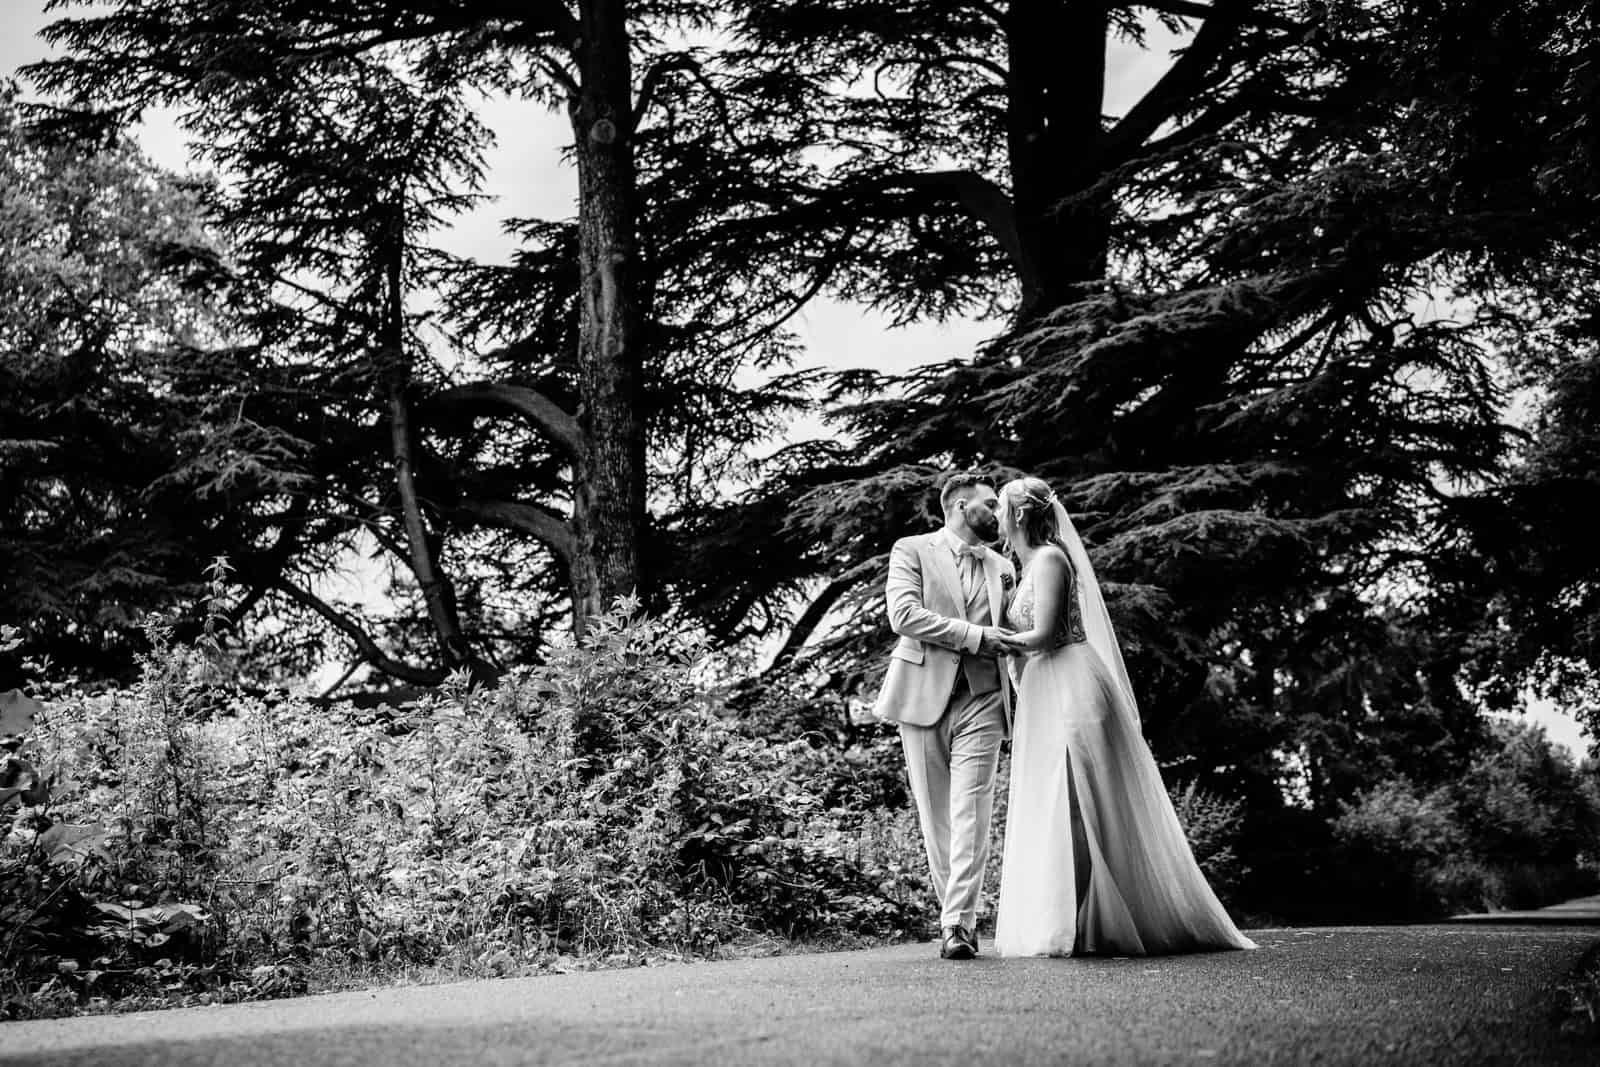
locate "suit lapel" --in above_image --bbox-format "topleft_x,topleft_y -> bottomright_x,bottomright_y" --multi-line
926,533 -> 965,615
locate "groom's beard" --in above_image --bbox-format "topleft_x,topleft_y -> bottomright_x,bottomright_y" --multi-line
969,515 -> 1000,543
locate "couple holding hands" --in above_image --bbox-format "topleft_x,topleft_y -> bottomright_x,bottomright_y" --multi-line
873,472 -> 1255,960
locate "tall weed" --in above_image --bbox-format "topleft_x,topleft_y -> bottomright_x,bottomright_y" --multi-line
1,602 -> 923,1017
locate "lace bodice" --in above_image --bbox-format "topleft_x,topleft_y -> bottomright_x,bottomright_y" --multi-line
1006,553 -> 1087,650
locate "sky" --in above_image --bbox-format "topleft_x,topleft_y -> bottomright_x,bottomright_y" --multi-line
3,4 -> 1589,755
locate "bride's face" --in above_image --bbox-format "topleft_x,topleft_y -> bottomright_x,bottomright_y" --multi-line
998,484 -> 1023,546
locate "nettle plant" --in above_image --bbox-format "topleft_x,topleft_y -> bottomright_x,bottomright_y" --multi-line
492,599 -> 925,948
1,615 -> 220,1014
2,598 -> 926,1016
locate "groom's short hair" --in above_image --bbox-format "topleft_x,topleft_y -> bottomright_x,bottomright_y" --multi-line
940,471 -> 989,514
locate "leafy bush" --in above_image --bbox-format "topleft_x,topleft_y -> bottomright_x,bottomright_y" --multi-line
1334,779 -> 1465,864
1332,778 -> 1468,917
1454,721 -> 1600,861
1169,780 -> 1249,900
0,602 -> 924,1017
1331,719 -> 1600,917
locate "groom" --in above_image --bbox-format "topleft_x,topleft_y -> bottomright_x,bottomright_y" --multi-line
874,472 -> 1018,960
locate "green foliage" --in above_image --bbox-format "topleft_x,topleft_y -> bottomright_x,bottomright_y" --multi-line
1169,780 -> 1249,901
1331,779 -> 1467,916
0,91 -> 300,679
1464,338 -> 1600,734
1332,720 -> 1600,918
1453,721 -> 1600,880
0,603 -> 922,1017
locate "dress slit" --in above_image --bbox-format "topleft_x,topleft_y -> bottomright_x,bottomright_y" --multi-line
1063,746 -> 1091,928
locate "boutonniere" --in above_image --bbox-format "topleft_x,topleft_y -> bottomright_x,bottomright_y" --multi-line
1000,570 -> 1016,593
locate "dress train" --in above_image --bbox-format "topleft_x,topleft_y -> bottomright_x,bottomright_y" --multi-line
994,639 -> 1256,956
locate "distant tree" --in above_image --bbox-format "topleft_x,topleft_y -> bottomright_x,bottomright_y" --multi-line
1460,322 -> 1600,744
0,89 -> 301,680
1332,719 -> 1600,917
1411,0 -> 1600,746
1454,719 -> 1600,873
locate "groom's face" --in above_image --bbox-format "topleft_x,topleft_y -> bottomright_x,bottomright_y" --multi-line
960,486 -> 1002,543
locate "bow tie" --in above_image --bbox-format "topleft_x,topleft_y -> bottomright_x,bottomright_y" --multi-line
955,544 -> 986,562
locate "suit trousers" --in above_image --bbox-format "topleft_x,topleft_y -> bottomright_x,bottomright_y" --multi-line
899,676 -> 1006,932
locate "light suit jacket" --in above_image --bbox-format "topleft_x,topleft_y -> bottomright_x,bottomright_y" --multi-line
872,532 -> 1015,729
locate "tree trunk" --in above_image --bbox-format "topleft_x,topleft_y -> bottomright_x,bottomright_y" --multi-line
389,384 -> 488,677
567,0 -> 647,629
1005,0 -> 1113,316
380,204 -> 493,682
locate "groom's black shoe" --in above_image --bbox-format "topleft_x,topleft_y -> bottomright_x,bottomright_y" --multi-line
940,925 -> 978,960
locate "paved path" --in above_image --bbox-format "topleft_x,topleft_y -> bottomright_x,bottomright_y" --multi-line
1451,892 -> 1600,926
3,925 -> 1596,1066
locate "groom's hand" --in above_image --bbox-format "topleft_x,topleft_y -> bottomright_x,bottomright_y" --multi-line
978,627 -> 1017,655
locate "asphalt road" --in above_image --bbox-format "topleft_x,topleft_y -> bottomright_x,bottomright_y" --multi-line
3,925 -> 1595,1066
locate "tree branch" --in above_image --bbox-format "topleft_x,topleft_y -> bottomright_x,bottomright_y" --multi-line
1128,89 -> 1252,161
273,580 -> 446,686
539,55 -> 581,97
1121,82 -> 1336,176
454,498 -> 576,562
1105,0 -> 1255,162
632,54 -> 699,132
87,3 -> 591,72
707,223 -> 875,361
391,381 -> 478,671
426,381 -> 583,458
763,574 -> 858,676
1134,0 -> 1218,17
634,54 -> 746,148
1131,0 -> 1293,27
379,191 -> 479,677
878,170 -> 1023,277
532,0 -> 583,51
317,658 -> 366,700
909,52 -> 1010,86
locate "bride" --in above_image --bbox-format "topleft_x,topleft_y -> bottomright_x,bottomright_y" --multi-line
993,476 -> 1256,957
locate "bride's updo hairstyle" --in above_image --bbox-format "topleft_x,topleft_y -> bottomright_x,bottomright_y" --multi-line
1005,476 -> 1063,550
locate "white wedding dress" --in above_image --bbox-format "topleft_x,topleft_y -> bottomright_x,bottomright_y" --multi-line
994,505 -> 1256,957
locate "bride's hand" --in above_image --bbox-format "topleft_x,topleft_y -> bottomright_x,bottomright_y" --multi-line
978,626 -> 1018,655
